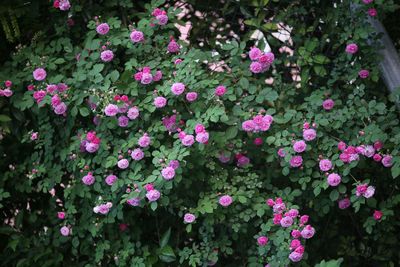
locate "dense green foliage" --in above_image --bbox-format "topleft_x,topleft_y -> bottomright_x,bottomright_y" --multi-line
0,0 -> 400,266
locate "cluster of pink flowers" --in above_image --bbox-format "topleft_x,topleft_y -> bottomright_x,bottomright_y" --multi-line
53,0 -> 71,11
104,98 -> 140,127
151,8 -> 168,26
362,0 -> 377,17
356,183 -> 375,198
338,140 -> 393,167
177,123 -> 209,146
266,198 -> 315,263
242,114 -> 273,133
93,202 -> 113,214
286,123 -> 317,168
80,131 -> 101,153
134,67 -> 162,85
248,47 -> 275,74
0,80 -> 13,97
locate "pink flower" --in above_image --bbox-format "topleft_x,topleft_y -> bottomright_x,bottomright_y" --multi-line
171,82 -> 185,95
219,195 -> 233,207
33,90 -> 47,103
280,216 -> 294,227
327,173 -> 341,186
290,239 -> 301,250
368,8 -> 377,17
273,202 -> 286,214
382,155 -> 393,167
185,92 -> 198,102
249,47 -> 262,61
146,189 -> 161,202
259,52 -> 275,64
250,61 -> 263,73
100,50 -> 114,62
127,107 -> 139,120
127,197 -> 141,206
59,0 -> 71,10
300,215 -> 309,224
300,225 -> 315,239
184,213 -> 196,223
182,134 -> 195,146
57,212 -> 66,219
167,39 -> 180,53
130,30 -> 144,43
293,140 -> 307,153
141,73 -> 153,85
237,155 -> 250,167
289,252 -> 303,262
46,84 -> 58,94
345,43 -> 358,54
363,0 -> 373,3
154,96 -> 167,108
356,184 -> 368,197
131,148 -> 144,161
373,140 -> 383,150
82,172 -> 95,185
195,124 -> 205,134
277,148 -> 286,158
4,80 -> 12,87
338,198 -> 351,209
53,102 -> 67,115
156,14 -> 168,25
104,104 -> 119,116
153,70 -> 163,82
117,159 -> 129,169
373,154 -> 382,162
195,132 -> 209,144
364,186 -> 375,198
161,166 -> 175,180
257,236 -> 268,246
215,85 -> 227,96
319,159 -> 332,172
60,226 -> 70,236
266,199 -> 275,206
273,214 -> 283,225
96,23 -> 110,35
33,68 -> 47,81
105,174 -> 117,185
169,160 -> 180,169
338,141 -> 346,151
242,120 -> 256,132
291,229 -> 301,238
290,155 -> 303,168
359,69 -> 369,79
138,134 -> 151,147
303,129 -> 317,141
31,132 -> 38,140
85,142 -> 99,153
254,137 -> 263,146
322,99 -> 335,110
2,89 -> 13,97
373,210 -> 383,221
363,145 -> 375,157
118,116 -> 129,127
134,72 -> 143,81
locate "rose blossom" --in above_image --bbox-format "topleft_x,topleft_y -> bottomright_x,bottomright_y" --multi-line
127,107 -> 139,120
359,69 -> 369,79
373,210 -> 383,220
131,148 -> 144,161
293,140 -> 307,153
257,236 -> 268,246
105,174 -> 117,185
277,148 -> 286,158
182,134 -> 195,146
186,92 -> 198,102
322,99 -> 335,110
82,172 -> 95,185
167,39 -> 180,53
382,155 -> 393,167
130,30 -> 144,43
290,155 -> 303,168
161,166 -> 175,180
96,23 -> 110,35
301,225 -> 315,239
171,82 -> 185,95
291,229 -> 301,238
60,226 -> 70,236
345,43 -> 358,54
117,159 -> 129,169
338,198 -> 351,209
303,129 -> 317,141
280,216 -> 294,227
100,50 -> 114,62
146,189 -> 160,202
249,47 -> 262,60
289,252 -> 303,262
368,8 -> 377,17
154,96 -> 167,108
195,132 -> 209,144
33,68 -> 47,81
319,159 -> 332,172
215,85 -> 227,96
184,213 -> 196,223
31,132 -> 38,140
138,134 -> 151,147
104,104 -> 119,116
327,173 -> 341,186
219,195 -> 233,207
118,116 -> 129,127
57,212 -> 66,219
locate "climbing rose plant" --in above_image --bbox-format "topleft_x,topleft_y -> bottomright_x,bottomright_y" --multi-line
0,0 -> 400,266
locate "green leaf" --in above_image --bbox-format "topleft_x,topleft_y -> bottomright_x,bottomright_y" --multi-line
79,107 -> 90,117
0,115 -> 11,122
160,228 -> 171,248
159,245 -> 176,263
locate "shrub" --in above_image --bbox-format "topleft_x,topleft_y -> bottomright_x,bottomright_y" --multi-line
0,0 -> 400,266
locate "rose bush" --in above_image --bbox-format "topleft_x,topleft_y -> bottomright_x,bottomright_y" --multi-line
0,0 -> 400,266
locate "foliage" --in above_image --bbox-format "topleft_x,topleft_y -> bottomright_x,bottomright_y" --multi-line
0,0 -> 400,266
